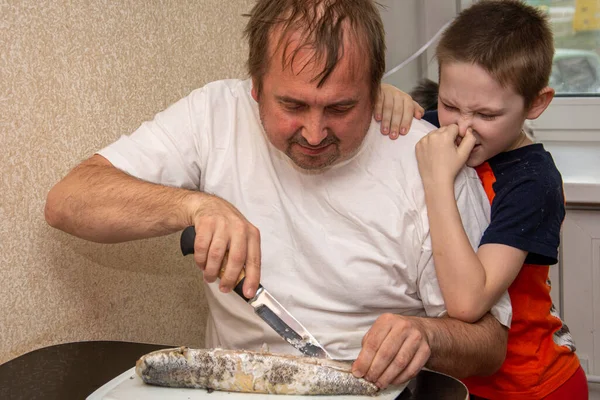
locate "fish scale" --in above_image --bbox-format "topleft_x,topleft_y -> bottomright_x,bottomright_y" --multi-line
136,347 -> 379,396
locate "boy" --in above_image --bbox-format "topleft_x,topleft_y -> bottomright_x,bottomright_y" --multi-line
378,1 -> 587,398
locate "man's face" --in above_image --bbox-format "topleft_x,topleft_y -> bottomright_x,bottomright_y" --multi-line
438,61 -> 529,167
252,31 -> 373,171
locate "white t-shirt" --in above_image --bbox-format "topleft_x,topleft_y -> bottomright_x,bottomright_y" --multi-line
99,79 -> 512,360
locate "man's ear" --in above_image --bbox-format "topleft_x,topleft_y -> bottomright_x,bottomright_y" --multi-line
251,77 -> 260,102
526,86 -> 554,120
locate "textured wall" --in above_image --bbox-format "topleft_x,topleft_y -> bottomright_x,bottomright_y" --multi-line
0,0 -> 254,364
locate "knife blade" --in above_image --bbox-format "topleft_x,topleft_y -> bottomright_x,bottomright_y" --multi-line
180,226 -> 331,359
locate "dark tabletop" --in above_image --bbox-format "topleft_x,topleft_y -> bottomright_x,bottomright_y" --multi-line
0,341 -> 469,400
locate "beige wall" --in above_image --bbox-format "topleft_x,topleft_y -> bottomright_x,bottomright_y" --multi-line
0,0 -> 254,364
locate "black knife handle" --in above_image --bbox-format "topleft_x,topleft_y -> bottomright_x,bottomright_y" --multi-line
179,225 -> 259,302
180,226 -> 196,256
234,277 -> 256,302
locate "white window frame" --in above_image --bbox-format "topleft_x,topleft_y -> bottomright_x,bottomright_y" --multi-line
532,97 -> 600,142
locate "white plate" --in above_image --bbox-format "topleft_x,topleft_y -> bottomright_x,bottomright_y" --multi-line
87,367 -> 407,400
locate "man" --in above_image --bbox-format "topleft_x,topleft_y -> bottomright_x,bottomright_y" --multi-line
45,0 -> 511,389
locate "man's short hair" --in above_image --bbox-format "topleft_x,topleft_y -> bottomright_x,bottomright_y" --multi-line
436,0 -> 554,108
244,0 -> 386,104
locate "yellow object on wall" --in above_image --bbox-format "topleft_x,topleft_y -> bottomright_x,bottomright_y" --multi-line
574,0 -> 600,32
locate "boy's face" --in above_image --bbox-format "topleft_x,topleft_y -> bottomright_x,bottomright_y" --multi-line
437,61 -> 529,167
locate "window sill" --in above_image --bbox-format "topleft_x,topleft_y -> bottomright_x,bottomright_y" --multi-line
564,182 -> 600,207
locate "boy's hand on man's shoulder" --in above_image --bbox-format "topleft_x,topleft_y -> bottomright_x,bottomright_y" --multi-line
375,83 -> 424,140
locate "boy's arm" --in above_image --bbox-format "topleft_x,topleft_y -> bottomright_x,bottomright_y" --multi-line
425,177 -> 526,321
374,84 -> 423,139
417,125 -> 525,322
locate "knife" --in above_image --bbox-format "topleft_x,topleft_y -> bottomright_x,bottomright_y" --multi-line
180,226 -> 331,359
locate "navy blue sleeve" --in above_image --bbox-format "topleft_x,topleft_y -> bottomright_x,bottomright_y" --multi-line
422,110 -> 440,127
480,168 -> 565,265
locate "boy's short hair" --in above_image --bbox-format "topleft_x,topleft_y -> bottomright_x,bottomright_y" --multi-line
436,0 -> 554,108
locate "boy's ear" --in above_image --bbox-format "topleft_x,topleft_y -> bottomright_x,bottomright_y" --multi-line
526,86 -> 555,120
251,77 -> 260,102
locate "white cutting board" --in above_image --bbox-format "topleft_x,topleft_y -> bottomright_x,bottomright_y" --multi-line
87,367 -> 407,400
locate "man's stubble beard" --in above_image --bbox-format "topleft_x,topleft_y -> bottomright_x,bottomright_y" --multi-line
285,132 -> 341,170
258,107 -> 368,172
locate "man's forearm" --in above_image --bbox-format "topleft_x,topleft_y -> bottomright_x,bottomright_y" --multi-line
414,313 -> 507,378
45,155 -> 206,243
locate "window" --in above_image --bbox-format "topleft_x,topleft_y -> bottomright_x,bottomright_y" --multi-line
525,0 -> 600,96
514,1 -> 600,188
